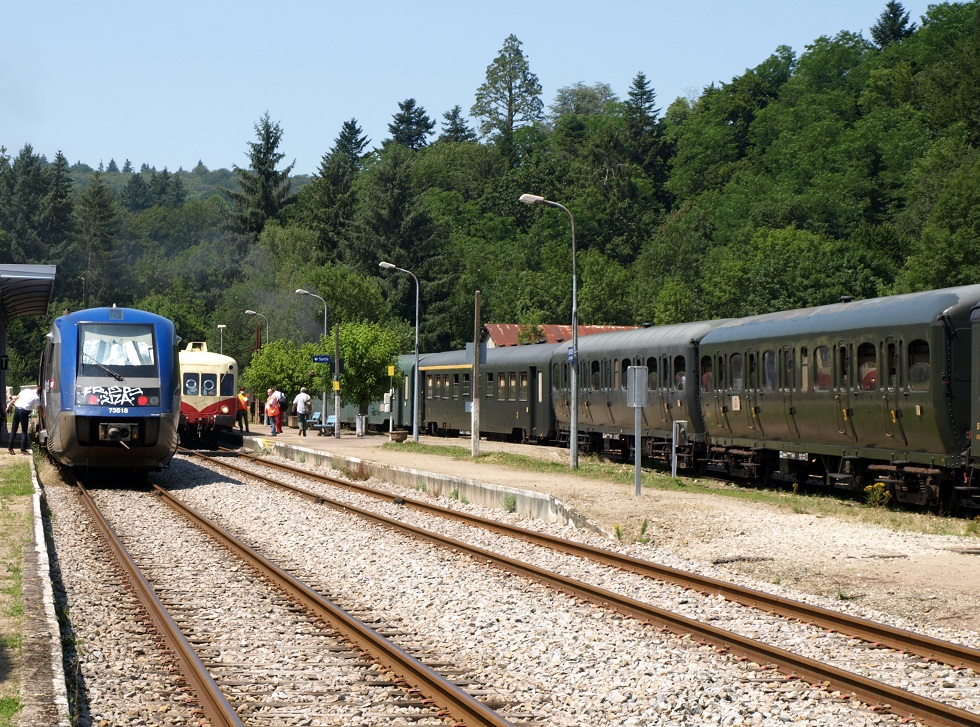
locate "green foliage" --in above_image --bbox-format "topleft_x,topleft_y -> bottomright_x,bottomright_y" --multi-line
226,112 -> 295,235
3,5 -> 980,374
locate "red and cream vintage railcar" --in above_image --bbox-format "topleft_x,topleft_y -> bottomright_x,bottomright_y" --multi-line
178,342 -> 237,441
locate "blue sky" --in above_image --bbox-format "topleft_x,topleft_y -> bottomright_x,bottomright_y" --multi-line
4,1 -> 931,176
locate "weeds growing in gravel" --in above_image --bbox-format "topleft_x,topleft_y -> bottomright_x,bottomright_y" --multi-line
863,482 -> 891,509
637,519 -> 651,544
501,493 -> 517,513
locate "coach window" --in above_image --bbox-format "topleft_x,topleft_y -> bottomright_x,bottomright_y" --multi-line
673,356 -> 686,390
800,347 -> 809,392
602,359 -> 611,390
426,373 -> 434,400
715,356 -> 726,392
561,362 -> 568,390
747,353 -> 758,390
700,356 -> 713,392
884,341 -> 898,389
647,357 -> 657,390
462,373 -> 471,398
553,363 -> 562,390
858,343 -> 877,390
763,351 -> 777,392
591,360 -> 601,391
519,371 -> 528,401
837,344 -> 851,389
908,340 -> 930,391
498,373 -> 507,401
814,346 -> 831,391
780,349 -> 793,391
452,373 -> 460,400
730,353 -> 743,393
508,372 -> 517,401
661,356 -> 670,389
486,372 -> 494,399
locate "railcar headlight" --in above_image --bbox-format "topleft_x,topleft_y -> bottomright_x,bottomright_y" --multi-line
220,405 -> 230,414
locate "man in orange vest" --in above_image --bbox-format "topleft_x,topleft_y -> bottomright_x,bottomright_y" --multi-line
236,388 -> 249,432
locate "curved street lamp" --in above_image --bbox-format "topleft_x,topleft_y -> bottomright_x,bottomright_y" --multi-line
244,310 -> 269,345
379,261 -> 420,443
296,289 -> 329,435
520,193 -> 579,469
217,324 -> 226,354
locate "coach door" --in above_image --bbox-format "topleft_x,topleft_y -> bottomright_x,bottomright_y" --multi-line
877,338 -> 907,448
781,347 -> 801,438
834,341 -> 858,442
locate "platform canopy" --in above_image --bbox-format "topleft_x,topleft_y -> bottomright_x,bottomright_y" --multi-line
0,264 -> 57,320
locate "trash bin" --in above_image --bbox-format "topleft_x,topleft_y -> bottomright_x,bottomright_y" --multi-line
288,415 -> 299,429
355,415 -> 367,437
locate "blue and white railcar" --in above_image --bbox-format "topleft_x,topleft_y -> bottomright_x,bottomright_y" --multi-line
38,307 -> 181,470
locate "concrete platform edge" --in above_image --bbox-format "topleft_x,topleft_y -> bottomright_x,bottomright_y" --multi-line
21,458 -> 71,726
243,438 -> 603,534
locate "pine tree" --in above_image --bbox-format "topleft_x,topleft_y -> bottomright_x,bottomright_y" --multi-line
40,151 -> 76,265
470,34 -> 544,140
106,159 -> 120,173
123,173 -> 151,212
122,159 -> 133,173
6,145 -> 47,263
871,1 -> 917,48
387,98 -> 435,150
438,106 -> 478,143
73,171 -> 119,307
226,112 -> 295,235
299,119 -> 370,260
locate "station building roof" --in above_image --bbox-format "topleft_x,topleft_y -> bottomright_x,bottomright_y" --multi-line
0,264 -> 57,320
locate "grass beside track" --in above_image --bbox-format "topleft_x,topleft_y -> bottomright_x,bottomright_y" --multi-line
382,440 -> 980,538
0,458 -> 33,726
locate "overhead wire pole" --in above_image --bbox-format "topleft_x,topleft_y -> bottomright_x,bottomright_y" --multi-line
379,261 -> 420,443
296,289 -> 328,435
244,310 -> 268,346
520,193 -> 579,468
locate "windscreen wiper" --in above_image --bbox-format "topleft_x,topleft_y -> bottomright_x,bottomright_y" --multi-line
83,353 -> 124,381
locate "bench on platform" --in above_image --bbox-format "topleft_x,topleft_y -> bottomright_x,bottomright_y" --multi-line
308,411 -> 335,436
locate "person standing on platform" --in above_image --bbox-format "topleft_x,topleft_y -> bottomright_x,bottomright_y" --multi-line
264,388 -> 280,436
236,388 -> 250,432
293,387 -> 312,436
273,385 -> 286,434
6,386 -> 40,454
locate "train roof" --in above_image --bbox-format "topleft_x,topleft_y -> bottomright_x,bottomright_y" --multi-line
420,342 -> 559,370
572,320 -> 727,355
56,306 -> 175,326
701,284 -> 980,345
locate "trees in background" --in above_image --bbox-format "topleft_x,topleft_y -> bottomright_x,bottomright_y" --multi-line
2,3 -> 980,381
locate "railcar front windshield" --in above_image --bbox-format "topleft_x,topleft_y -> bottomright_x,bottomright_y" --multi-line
78,324 -> 157,379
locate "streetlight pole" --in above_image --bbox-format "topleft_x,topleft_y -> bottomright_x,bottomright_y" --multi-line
296,289 -> 328,435
217,324 -> 226,354
379,261 -> 420,443
520,193 -> 579,468
244,310 -> 268,346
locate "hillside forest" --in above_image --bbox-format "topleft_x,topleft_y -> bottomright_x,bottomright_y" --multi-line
1,1 -> 979,397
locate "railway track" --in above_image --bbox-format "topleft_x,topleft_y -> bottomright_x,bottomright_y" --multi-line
186,446 -> 980,727
72,476 -> 517,726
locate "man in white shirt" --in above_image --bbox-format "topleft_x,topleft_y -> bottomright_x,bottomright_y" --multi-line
7,386 -> 40,455
293,387 -> 313,436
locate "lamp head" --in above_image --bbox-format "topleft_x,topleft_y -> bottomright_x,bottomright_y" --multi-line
217,324 -> 226,330
519,193 -> 546,205
379,261 -> 396,270
295,288 -> 309,295
245,310 -> 257,315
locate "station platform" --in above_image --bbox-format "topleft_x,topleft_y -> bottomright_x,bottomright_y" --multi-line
238,423 -> 604,532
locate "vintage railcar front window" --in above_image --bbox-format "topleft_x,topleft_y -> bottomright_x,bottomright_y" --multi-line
78,324 -> 157,378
